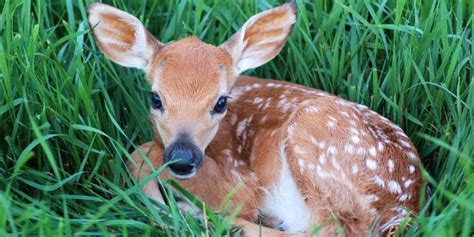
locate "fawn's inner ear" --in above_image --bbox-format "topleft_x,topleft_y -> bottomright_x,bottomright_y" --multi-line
87,3 -> 163,70
220,3 -> 297,74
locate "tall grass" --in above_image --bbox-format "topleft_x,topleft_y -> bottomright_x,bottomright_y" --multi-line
0,0 -> 472,236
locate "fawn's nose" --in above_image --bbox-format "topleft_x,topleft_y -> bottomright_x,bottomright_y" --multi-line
169,149 -> 194,173
163,137 -> 203,179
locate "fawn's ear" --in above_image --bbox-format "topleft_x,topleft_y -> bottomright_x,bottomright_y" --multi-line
87,3 -> 163,70
220,3 -> 296,74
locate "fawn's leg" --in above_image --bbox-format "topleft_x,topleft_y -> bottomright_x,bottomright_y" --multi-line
128,142 -> 165,204
129,142 -> 302,237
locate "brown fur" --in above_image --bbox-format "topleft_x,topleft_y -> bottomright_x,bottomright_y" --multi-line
89,3 -> 423,236
130,77 -> 422,236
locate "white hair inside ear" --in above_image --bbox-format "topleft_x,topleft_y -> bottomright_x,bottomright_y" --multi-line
221,3 -> 297,74
87,3 -> 163,70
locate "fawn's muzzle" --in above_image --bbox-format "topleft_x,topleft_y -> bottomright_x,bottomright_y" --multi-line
163,136 -> 203,179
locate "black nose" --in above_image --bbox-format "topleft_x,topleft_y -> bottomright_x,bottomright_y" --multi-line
168,149 -> 195,174
163,136 -> 203,178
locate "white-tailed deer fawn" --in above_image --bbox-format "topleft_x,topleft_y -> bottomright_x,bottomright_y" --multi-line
88,3 -> 423,236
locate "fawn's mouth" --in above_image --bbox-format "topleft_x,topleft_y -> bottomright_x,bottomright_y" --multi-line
168,168 -> 197,180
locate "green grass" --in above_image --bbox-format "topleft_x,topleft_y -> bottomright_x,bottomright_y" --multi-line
0,0 -> 472,236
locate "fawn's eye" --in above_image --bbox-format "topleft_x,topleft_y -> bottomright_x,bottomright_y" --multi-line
151,92 -> 162,110
213,96 -> 228,114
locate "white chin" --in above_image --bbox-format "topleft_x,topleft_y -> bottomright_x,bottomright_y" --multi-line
168,169 -> 196,180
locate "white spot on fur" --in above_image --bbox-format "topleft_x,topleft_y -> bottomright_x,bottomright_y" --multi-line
248,172 -> 257,181
377,142 -> 385,151
357,147 -> 367,155
340,111 -> 350,117
399,140 -> 411,148
368,110 -> 378,116
409,165 -> 416,174
222,149 -> 232,157
262,143 -> 310,233
316,165 -> 326,178
336,99 -> 350,106
368,146 -> 377,157
294,145 -> 306,155
374,176 -> 385,188
356,104 -> 368,110
404,179 -> 414,188
349,127 -> 360,135
263,100 -> 272,110
369,208 -> 378,216
398,193 -> 409,202
230,114 -> 238,125
278,98 -> 288,107
366,194 -> 379,203
310,136 -> 326,149
229,87 -> 245,99
327,120 -> 336,129
318,153 -> 326,165
231,169 -> 242,182
344,144 -> 355,154
327,146 -> 337,155
237,145 -> 243,154
396,131 -> 408,138
388,180 -> 402,194
349,120 -> 357,126
388,160 -> 394,173
280,100 -> 294,113
297,159 -> 305,172
305,106 -> 319,113
309,136 -> 326,150
351,135 -> 361,144
366,159 -> 377,170
392,124 -> 404,132
407,152 -> 417,160
253,97 -> 263,104
352,164 -> 359,174
287,123 -> 296,137
376,130 -> 390,143
236,118 -> 249,137
331,157 -> 341,170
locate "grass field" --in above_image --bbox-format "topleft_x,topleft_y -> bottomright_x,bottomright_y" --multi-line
0,0 -> 472,236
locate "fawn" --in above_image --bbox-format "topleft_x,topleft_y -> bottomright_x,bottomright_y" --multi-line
88,2 -> 423,236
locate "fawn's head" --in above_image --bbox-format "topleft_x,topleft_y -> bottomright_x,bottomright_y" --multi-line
88,3 -> 296,179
